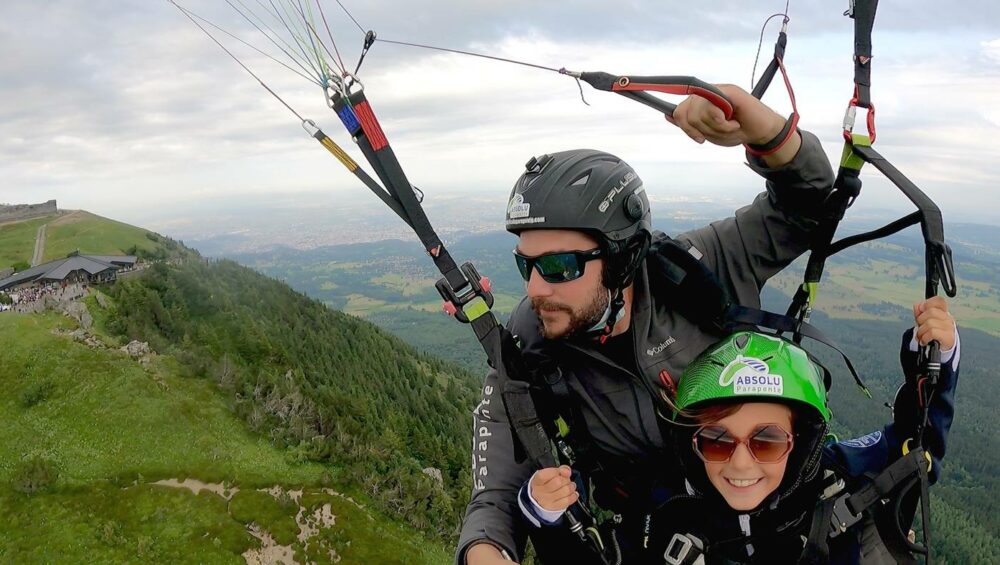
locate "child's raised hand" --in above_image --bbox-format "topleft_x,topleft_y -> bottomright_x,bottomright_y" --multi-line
913,296 -> 956,350
530,465 -> 578,512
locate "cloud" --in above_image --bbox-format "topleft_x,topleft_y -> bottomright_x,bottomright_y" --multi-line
983,38 -> 1000,64
2,0 -> 999,229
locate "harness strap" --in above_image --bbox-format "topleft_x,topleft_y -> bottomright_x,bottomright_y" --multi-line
800,496 -> 837,564
850,144 -> 956,299
500,379 -> 556,467
847,0 -> 878,110
302,120 -> 413,226
837,449 -> 927,526
820,448 -> 931,565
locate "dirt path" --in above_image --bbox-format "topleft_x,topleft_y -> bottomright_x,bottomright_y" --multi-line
31,224 -> 46,266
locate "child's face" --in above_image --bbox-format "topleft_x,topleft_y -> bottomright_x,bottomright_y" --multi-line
701,402 -> 793,511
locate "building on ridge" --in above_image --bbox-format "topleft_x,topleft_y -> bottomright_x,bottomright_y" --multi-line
0,252 -> 138,292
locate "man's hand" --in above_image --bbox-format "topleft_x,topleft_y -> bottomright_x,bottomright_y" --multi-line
913,296 -> 956,351
667,84 -> 801,167
466,542 -> 517,565
530,465 -> 578,512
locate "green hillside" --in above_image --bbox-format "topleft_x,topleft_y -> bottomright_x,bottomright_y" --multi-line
103,260 -> 480,537
0,215 -> 50,269
0,312 -> 451,564
0,210 -> 194,270
1,212 -> 470,563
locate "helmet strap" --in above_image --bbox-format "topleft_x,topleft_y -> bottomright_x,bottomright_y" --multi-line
585,288 -> 626,343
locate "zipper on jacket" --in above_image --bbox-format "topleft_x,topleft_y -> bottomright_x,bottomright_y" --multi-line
739,514 -> 755,557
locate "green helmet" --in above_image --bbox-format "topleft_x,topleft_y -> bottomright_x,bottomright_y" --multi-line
672,331 -> 832,508
676,331 -> 831,422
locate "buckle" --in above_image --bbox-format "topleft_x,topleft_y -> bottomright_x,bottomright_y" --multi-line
436,262 -> 495,323
664,533 -> 704,565
830,494 -> 864,538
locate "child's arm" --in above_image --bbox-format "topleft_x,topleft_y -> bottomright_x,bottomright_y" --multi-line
827,297 -> 959,483
517,465 -> 578,528
887,296 -> 959,482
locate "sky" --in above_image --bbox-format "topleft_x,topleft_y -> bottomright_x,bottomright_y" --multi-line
2,0 -> 999,235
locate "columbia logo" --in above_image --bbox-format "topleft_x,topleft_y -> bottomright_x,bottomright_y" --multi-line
646,337 -> 676,356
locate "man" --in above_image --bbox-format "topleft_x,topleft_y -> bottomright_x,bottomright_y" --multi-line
458,84 -> 837,564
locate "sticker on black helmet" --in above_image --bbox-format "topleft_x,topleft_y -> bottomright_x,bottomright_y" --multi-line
598,171 -> 637,213
508,193 -> 531,219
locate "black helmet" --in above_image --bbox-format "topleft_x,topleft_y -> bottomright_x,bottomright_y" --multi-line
506,149 -> 652,337
505,149 -> 651,242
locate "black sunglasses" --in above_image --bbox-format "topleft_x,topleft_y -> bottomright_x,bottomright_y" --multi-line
512,248 -> 602,284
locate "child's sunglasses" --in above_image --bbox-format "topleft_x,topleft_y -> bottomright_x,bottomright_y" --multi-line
513,248 -> 602,284
692,424 -> 794,464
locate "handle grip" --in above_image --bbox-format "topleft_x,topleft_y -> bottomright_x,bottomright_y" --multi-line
579,72 -> 734,119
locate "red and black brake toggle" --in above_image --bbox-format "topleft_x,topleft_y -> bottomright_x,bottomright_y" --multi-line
568,71 -> 735,120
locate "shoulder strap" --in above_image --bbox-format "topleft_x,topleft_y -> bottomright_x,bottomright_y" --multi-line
647,236 -> 733,331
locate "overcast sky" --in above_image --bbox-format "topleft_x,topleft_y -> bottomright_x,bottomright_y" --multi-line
2,0 -> 999,233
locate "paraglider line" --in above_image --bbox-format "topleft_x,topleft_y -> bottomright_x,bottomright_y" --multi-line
751,1 -> 791,89
169,0 -> 309,121
334,0 -> 366,34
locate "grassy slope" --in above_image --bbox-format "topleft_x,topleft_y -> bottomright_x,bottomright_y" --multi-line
0,312 -> 451,564
0,211 -> 180,270
43,210 -> 165,261
0,215 -> 52,268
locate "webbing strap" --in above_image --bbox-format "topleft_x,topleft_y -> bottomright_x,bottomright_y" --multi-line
345,91 -> 466,289
751,28 -> 788,99
801,496 -> 836,564
848,0 -> 879,109
305,123 -> 413,227
844,449 -> 927,517
824,212 -> 921,258
851,144 -> 956,299
501,379 -> 556,467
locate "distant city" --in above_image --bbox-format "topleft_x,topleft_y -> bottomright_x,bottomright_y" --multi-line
136,189 -> 1000,260
144,192 -> 763,256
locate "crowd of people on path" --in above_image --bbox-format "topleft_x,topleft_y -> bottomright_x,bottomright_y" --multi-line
0,282 -> 88,314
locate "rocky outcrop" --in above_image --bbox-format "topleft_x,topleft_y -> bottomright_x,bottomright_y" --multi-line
0,200 -> 57,223
121,340 -> 152,359
422,467 -> 443,485
60,301 -> 93,330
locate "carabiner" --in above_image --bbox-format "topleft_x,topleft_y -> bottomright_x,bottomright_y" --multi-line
842,93 -> 876,143
341,71 -> 365,95
325,76 -> 348,109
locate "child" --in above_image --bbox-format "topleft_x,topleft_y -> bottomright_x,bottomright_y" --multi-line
523,297 -> 959,564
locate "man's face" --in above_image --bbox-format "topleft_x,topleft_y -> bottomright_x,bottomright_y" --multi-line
516,229 -> 608,340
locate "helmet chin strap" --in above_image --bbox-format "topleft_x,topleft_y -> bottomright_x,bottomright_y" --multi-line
585,288 -> 626,343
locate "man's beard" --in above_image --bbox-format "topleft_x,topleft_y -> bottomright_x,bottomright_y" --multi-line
531,288 -> 610,340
